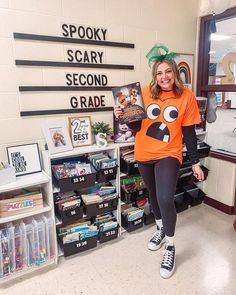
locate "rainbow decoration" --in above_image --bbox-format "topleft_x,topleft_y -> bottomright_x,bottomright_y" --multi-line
178,61 -> 191,84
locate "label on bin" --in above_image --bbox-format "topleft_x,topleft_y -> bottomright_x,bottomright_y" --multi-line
134,163 -> 138,168
76,240 -> 87,248
134,218 -> 142,225
105,230 -> 116,237
104,168 -> 114,175
99,202 -> 109,209
71,176 -> 86,184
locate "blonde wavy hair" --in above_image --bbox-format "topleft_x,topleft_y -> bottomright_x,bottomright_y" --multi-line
149,59 -> 184,98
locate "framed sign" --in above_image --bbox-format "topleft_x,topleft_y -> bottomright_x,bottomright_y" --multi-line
42,121 -> 73,154
69,116 -> 92,147
175,53 -> 194,91
7,143 -> 42,176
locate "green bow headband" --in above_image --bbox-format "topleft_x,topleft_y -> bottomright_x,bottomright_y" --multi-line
146,44 -> 179,67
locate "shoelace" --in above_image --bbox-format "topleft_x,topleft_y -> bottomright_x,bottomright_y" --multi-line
151,230 -> 164,243
161,248 -> 174,268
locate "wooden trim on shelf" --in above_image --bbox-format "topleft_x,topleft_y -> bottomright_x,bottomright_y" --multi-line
0,205 -> 51,224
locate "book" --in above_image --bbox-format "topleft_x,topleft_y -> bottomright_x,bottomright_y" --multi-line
113,120 -> 135,143
112,82 -> 146,124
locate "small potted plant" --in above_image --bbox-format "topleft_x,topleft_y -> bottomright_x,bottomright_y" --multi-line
91,121 -> 112,147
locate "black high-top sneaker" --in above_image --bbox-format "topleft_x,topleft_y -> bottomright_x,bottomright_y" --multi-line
147,227 -> 165,251
160,244 -> 175,279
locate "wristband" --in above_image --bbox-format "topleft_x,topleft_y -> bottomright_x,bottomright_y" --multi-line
192,162 -> 200,167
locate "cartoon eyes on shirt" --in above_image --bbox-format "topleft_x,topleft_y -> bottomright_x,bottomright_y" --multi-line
163,106 -> 178,122
146,104 -> 161,119
147,104 -> 178,122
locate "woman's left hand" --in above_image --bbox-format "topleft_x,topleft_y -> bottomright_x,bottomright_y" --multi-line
192,164 -> 205,181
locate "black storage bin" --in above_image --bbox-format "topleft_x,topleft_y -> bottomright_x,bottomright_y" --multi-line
182,142 -> 211,162
144,212 -> 155,225
121,187 -> 148,204
85,196 -> 119,217
61,235 -> 98,257
183,184 -> 205,206
56,205 -> 84,225
54,172 -> 96,193
174,186 -> 190,213
99,226 -> 119,243
197,142 -> 211,158
178,162 -> 194,186
52,155 -> 96,193
121,214 -> 144,232
96,166 -> 118,183
120,158 -> 139,175
182,151 -> 189,163
194,165 -> 209,182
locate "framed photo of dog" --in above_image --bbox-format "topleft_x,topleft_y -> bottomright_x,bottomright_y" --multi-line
69,116 -> 92,147
42,121 -> 73,154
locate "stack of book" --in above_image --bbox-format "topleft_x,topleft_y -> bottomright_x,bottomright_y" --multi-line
89,153 -> 117,170
120,147 -> 135,163
54,192 -> 81,215
94,213 -> 118,232
58,221 -> 98,244
52,161 -> 92,179
122,204 -> 144,222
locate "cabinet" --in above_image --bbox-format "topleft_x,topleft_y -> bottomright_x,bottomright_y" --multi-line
42,143 -> 122,258
0,172 -> 57,284
40,139 -> 210,259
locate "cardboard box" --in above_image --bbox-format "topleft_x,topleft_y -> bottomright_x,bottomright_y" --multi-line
0,188 -> 43,217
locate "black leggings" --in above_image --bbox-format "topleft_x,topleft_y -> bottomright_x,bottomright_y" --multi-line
138,157 -> 180,237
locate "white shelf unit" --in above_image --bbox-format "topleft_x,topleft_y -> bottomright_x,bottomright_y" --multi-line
0,171 -> 58,284
42,143 -> 125,258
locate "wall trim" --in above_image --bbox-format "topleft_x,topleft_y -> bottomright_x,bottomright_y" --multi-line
209,150 -> 236,163
204,195 -> 235,215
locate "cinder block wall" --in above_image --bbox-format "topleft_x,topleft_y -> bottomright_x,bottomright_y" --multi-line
0,0 -> 199,162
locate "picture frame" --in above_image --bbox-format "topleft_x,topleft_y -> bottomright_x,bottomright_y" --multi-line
69,116 -> 92,147
42,121 -> 73,154
7,143 -> 42,177
175,53 -> 194,91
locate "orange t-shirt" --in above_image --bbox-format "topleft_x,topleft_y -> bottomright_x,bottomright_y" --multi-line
134,86 -> 200,163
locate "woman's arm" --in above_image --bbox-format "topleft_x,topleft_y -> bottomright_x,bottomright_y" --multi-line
182,125 -> 204,181
182,125 -> 199,165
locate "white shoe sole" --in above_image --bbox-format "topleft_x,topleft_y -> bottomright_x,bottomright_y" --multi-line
147,239 -> 165,251
160,260 -> 176,279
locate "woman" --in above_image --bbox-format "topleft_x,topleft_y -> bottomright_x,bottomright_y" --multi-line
114,44 -> 204,279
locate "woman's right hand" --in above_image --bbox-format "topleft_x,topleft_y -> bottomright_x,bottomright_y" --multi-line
114,105 -> 123,119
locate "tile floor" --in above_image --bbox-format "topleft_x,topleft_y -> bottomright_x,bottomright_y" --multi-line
1,204 -> 236,295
